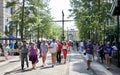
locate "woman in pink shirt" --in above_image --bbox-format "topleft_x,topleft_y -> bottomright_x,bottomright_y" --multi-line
62,41 -> 68,64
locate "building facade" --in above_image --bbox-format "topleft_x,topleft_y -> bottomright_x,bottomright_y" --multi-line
0,0 -> 12,33
67,29 -> 78,41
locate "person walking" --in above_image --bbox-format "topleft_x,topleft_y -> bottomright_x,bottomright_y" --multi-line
79,40 -> 84,53
68,40 -> 73,53
112,42 -> 118,51
98,43 -> 105,63
62,41 -> 68,64
20,41 -> 29,70
95,43 -> 100,62
57,41 -> 62,64
104,42 -> 113,70
9,41 -> 15,56
49,39 -> 58,67
85,40 -> 94,70
14,41 -> 19,55
37,40 -> 42,58
18,41 -> 23,60
3,43 -> 10,60
0,42 -> 3,56
28,42 -> 39,69
40,40 -> 48,67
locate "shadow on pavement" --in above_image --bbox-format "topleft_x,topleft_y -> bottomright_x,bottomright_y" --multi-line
71,60 -> 95,75
4,68 -> 33,75
40,65 -> 53,69
68,53 -> 95,75
0,60 -> 5,62
9,60 -> 20,63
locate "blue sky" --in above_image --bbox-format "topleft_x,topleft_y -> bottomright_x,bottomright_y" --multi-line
49,0 -> 76,30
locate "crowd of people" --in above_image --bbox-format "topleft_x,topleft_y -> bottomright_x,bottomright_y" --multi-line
0,39 -> 118,71
84,40 -> 118,70
0,41 -> 19,59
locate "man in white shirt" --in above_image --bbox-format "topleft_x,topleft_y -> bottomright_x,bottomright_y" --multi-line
49,39 -> 58,67
79,40 -> 84,52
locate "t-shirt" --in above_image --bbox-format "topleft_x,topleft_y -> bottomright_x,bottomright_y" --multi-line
85,44 -> 93,54
79,42 -> 84,47
68,42 -> 72,46
20,45 -> 29,54
10,42 -> 15,49
50,42 -> 58,53
3,46 -> 10,52
62,45 -> 67,50
40,43 -> 48,53
98,45 -> 104,54
112,46 -> 118,51
57,43 -> 62,52
104,46 -> 113,56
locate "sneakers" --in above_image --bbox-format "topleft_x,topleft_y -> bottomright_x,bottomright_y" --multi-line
52,64 -> 54,67
41,64 -> 45,67
87,68 -> 89,70
107,67 -> 110,70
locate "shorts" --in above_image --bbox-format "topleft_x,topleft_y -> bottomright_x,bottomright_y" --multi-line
41,53 -> 47,57
86,53 -> 93,61
105,54 -> 112,59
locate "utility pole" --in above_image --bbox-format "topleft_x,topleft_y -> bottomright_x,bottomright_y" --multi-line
21,0 -> 25,41
116,0 -> 120,68
62,10 -> 64,41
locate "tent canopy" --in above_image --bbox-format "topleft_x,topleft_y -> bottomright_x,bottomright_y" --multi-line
0,35 -> 21,40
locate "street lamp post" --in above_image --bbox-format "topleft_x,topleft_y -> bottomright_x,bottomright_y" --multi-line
62,10 -> 64,41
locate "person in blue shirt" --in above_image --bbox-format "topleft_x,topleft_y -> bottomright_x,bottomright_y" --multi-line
104,42 -> 113,70
9,41 -> 15,56
85,40 -> 94,70
20,41 -> 29,70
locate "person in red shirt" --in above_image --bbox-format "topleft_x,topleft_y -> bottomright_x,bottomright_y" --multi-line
68,40 -> 73,53
62,41 -> 68,64
57,41 -> 62,64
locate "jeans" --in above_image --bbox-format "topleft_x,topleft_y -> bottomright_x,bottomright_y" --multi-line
57,51 -> 61,63
21,53 -> 29,69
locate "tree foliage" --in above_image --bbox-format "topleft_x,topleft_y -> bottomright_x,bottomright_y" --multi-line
6,0 -> 60,40
70,0 -> 114,42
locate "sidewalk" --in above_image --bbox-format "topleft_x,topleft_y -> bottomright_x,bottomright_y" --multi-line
1,52 -> 120,75
68,52 -> 95,75
82,52 -> 120,75
0,56 -> 19,67
3,53 -> 69,75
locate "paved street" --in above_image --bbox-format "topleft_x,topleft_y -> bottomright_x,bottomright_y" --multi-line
0,51 -> 120,75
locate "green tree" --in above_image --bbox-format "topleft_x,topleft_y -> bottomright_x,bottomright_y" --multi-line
6,0 -> 54,40
70,0 -> 114,42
